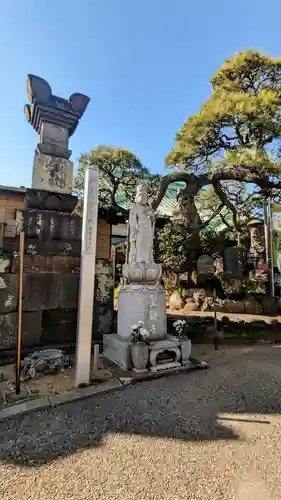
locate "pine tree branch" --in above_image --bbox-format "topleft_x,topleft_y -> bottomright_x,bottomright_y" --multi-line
200,203 -> 224,229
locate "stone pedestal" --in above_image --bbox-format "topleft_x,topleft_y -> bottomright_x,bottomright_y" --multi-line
103,334 -> 192,372
149,336 -> 181,372
104,263 -> 192,372
118,282 -> 167,341
32,150 -> 73,194
103,334 -> 133,370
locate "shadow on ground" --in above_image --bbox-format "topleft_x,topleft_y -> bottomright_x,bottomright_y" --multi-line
0,346 -> 280,467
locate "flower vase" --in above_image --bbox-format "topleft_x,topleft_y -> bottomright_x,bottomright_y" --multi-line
180,338 -> 192,365
131,344 -> 149,373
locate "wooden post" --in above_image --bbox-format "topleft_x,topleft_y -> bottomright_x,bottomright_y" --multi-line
16,231 -> 25,395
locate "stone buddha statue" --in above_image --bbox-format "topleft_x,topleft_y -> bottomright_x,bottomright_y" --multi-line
123,183 -> 161,283
128,184 -> 155,264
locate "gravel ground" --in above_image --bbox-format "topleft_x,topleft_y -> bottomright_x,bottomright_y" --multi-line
1,345 -> 281,499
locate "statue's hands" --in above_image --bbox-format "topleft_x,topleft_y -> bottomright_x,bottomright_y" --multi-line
130,230 -> 137,242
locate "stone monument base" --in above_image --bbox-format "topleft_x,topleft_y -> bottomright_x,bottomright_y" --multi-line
149,337 -> 181,372
103,334 -> 192,373
117,282 -> 167,341
103,334 -> 133,370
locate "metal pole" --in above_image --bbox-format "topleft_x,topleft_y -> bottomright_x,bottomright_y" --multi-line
75,167 -> 100,387
16,231 -> 25,394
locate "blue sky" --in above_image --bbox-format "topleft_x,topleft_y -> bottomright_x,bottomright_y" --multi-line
0,0 -> 281,187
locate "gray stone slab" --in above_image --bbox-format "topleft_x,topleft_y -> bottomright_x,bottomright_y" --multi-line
0,381 -> 123,421
22,311 -> 42,346
59,275 -> 79,309
103,334 -> 132,370
150,361 -> 181,372
0,396 -> 50,421
23,274 -> 59,311
3,386 -> 31,404
49,379 -> 122,406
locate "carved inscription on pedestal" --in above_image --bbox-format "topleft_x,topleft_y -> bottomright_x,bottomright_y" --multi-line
32,150 -> 73,194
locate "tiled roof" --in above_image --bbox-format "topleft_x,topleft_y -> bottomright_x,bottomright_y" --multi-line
113,180 -> 233,232
115,182 -> 181,217
0,185 -> 26,194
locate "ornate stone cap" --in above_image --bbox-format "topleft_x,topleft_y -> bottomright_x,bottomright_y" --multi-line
24,74 -> 90,137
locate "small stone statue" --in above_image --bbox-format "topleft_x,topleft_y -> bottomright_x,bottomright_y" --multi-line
248,219 -> 265,259
128,184 -> 155,264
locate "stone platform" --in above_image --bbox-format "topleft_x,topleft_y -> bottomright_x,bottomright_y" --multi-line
103,334 -> 192,373
103,334 -> 132,370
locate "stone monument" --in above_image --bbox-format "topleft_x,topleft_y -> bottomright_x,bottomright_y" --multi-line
247,218 -> 265,263
18,74 -> 90,234
103,184 -> 191,372
224,247 -> 243,278
24,74 -> 90,197
13,75 -> 91,348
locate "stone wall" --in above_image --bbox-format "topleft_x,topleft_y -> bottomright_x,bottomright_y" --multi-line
167,314 -> 281,345
0,190 -> 114,350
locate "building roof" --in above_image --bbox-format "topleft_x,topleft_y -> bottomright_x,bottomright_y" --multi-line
115,182 -> 181,217
113,181 -> 233,232
0,185 -> 26,195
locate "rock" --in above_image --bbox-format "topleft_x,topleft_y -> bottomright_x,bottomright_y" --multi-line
260,296 -> 279,315
169,291 -> 183,311
185,288 -> 198,298
206,325 -> 217,337
252,320 -> 266,328
221,316 -> 231,325
222,300 -> 245,314
201,296 -> 214,311
193,289 -> 206,307
244,298 -> 263,315
183,298 -> 199,312
21,348 -> 69,380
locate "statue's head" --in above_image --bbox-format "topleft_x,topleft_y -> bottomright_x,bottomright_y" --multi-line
135,184 -> 148,205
